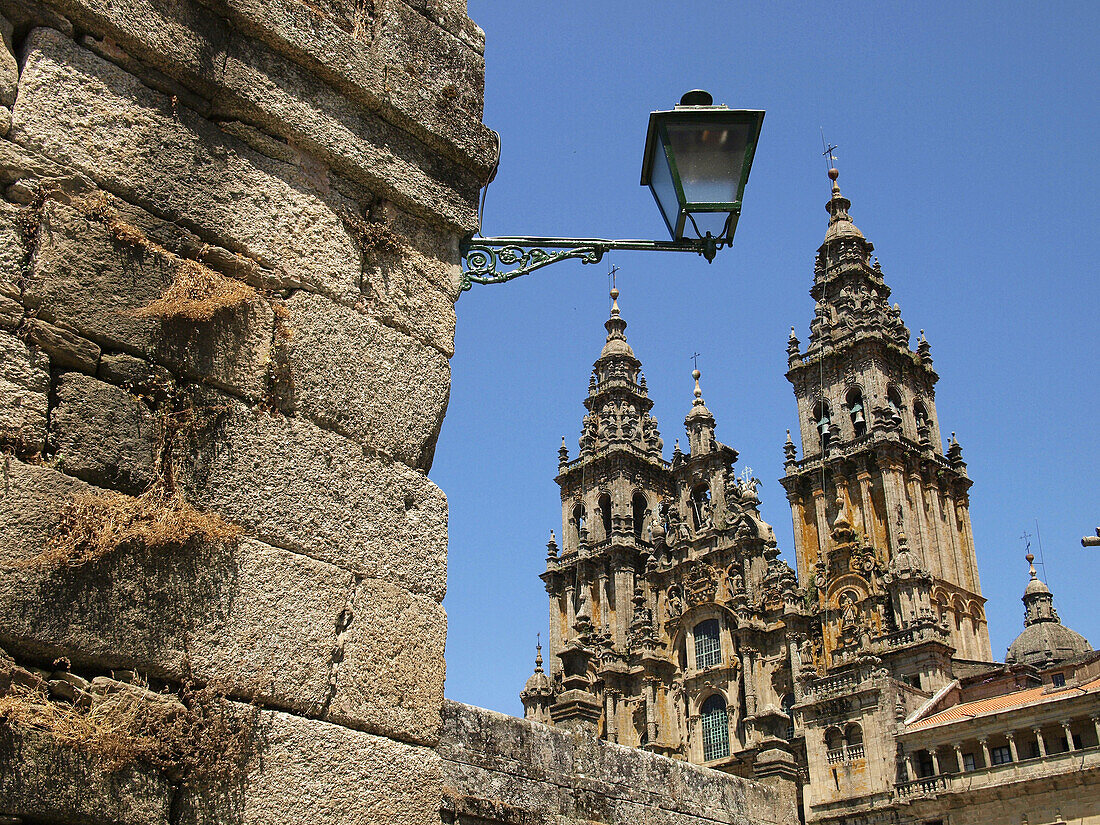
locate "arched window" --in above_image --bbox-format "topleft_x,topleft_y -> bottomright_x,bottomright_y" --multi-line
632,492 -> 648,540
782,693 -> 796,740
886,387 -> 903,422
572,502 -> 586,541
847,388 -> 866,438
813,400 -> 832,451
598,493 -> 612,539
694,619 -> 722,670
914,400 -> 929,432
700,694 -> 730,761
845,723 -> 864,758
825,727 -> 843,758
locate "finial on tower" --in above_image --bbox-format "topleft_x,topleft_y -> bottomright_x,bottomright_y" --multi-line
534,634 -> 544,672
692,368 -> 703,402
610,286 -> 620,317
1026,552 -> 1037,580
784,429 -> 797,462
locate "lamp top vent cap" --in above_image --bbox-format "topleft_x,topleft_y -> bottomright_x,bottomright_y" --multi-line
679,89 -> 713,106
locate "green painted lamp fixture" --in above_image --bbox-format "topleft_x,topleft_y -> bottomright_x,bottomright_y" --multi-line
460,90 -> 764,290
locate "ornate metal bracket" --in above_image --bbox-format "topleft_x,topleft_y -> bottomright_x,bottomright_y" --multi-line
460,235 -> 724,291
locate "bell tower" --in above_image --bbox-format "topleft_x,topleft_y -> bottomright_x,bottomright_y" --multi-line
780,168 -> 992,667
541,287 -> 671,731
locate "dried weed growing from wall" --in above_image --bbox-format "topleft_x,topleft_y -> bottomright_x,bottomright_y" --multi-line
74,191 -> 256,321
27,483 -> 239,568
133,259 -> 256,322
0,678 -> 251,782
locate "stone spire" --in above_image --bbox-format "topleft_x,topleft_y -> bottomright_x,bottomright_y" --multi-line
577,287 -> 663,460
1006,553 -> 1092,667
684,368 -> 717,457
520,637 -> 555,724
804,167 -> 910,354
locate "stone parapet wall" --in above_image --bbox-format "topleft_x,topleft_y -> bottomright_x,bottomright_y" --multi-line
438,701 -> 799,825
0,0 -> 491,821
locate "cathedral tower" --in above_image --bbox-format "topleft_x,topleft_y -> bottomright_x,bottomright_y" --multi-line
532,289 -> 809,774
542,287 -> 671,730
781,168 -> 993,668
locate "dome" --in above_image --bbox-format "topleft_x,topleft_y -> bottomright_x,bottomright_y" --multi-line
1005,621 -> 1092,669
1005,556 -> 1092,668
520,642 -> 554,704
1024,576 -> 1052,597
821,177 -> 866,245
523,668 -> 552,695
599,334 -> 636,361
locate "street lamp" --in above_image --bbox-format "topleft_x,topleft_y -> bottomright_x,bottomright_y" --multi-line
460,90 -> 764,290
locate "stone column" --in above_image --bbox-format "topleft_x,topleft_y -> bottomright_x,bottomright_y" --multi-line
959,500 -> 980,592
787,492 -> 807,577
812,488 -> 829,559
954,743 -> 965,773
789,633 -> 803,701
979,737 -> 991,768
597,568 -> 610,629
605,690 -> 618,743
613,561 -> 633,646
904,754 -> 916,782
878,458 -> 907,553
564,583 -> 576,638
644,678 -> 658,745
547,583 -> 562,677
909,473 -> 937,579
1062,721 -> 1076,751
1091,714 -> 1100,745
741,648 -> 758,717
1006,731 -> 1019,763
688,714 -> 702,762
1034,727 -> 1047,757
857,469 -> 874,542
930,748 -> 941,776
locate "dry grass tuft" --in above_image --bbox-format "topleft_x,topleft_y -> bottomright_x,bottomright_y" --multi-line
71,191 -> 255,322
0,682 -> 166,772
25,483 -> 240,569
134,259 -> 256,322
0,678 -> 252,782
340,210 -> 403,255
107,218 -> 150,248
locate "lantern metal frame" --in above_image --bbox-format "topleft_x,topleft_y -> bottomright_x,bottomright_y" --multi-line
639,105 -> 765,245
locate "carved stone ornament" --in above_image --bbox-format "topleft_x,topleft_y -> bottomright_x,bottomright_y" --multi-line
682,561 -> 719,605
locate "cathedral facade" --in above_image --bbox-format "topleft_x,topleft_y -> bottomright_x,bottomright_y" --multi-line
521,171 -> 1099,824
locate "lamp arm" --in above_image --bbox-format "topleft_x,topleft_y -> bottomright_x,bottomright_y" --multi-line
459,235 -> 724,291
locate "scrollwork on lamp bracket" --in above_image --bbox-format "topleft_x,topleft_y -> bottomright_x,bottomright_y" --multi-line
459,234 -> 725,291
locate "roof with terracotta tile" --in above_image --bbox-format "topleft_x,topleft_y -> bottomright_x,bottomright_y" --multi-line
907,675 -> 1100,732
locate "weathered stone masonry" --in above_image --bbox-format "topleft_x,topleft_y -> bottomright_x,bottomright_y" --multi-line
0,1 -> 491,822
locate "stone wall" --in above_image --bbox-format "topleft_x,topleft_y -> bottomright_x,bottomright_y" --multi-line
438,701 -> 799,825
0,0 -> 492,822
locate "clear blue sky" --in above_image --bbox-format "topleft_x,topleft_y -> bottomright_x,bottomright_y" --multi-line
435,1 -> 1100,716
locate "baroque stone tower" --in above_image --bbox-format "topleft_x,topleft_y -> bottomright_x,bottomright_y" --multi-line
780,168 -> 993,669
532,288 -> 807,777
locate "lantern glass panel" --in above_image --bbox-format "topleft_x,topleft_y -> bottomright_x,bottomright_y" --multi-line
666,120 -> 750,205
648,139 -> 681,238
